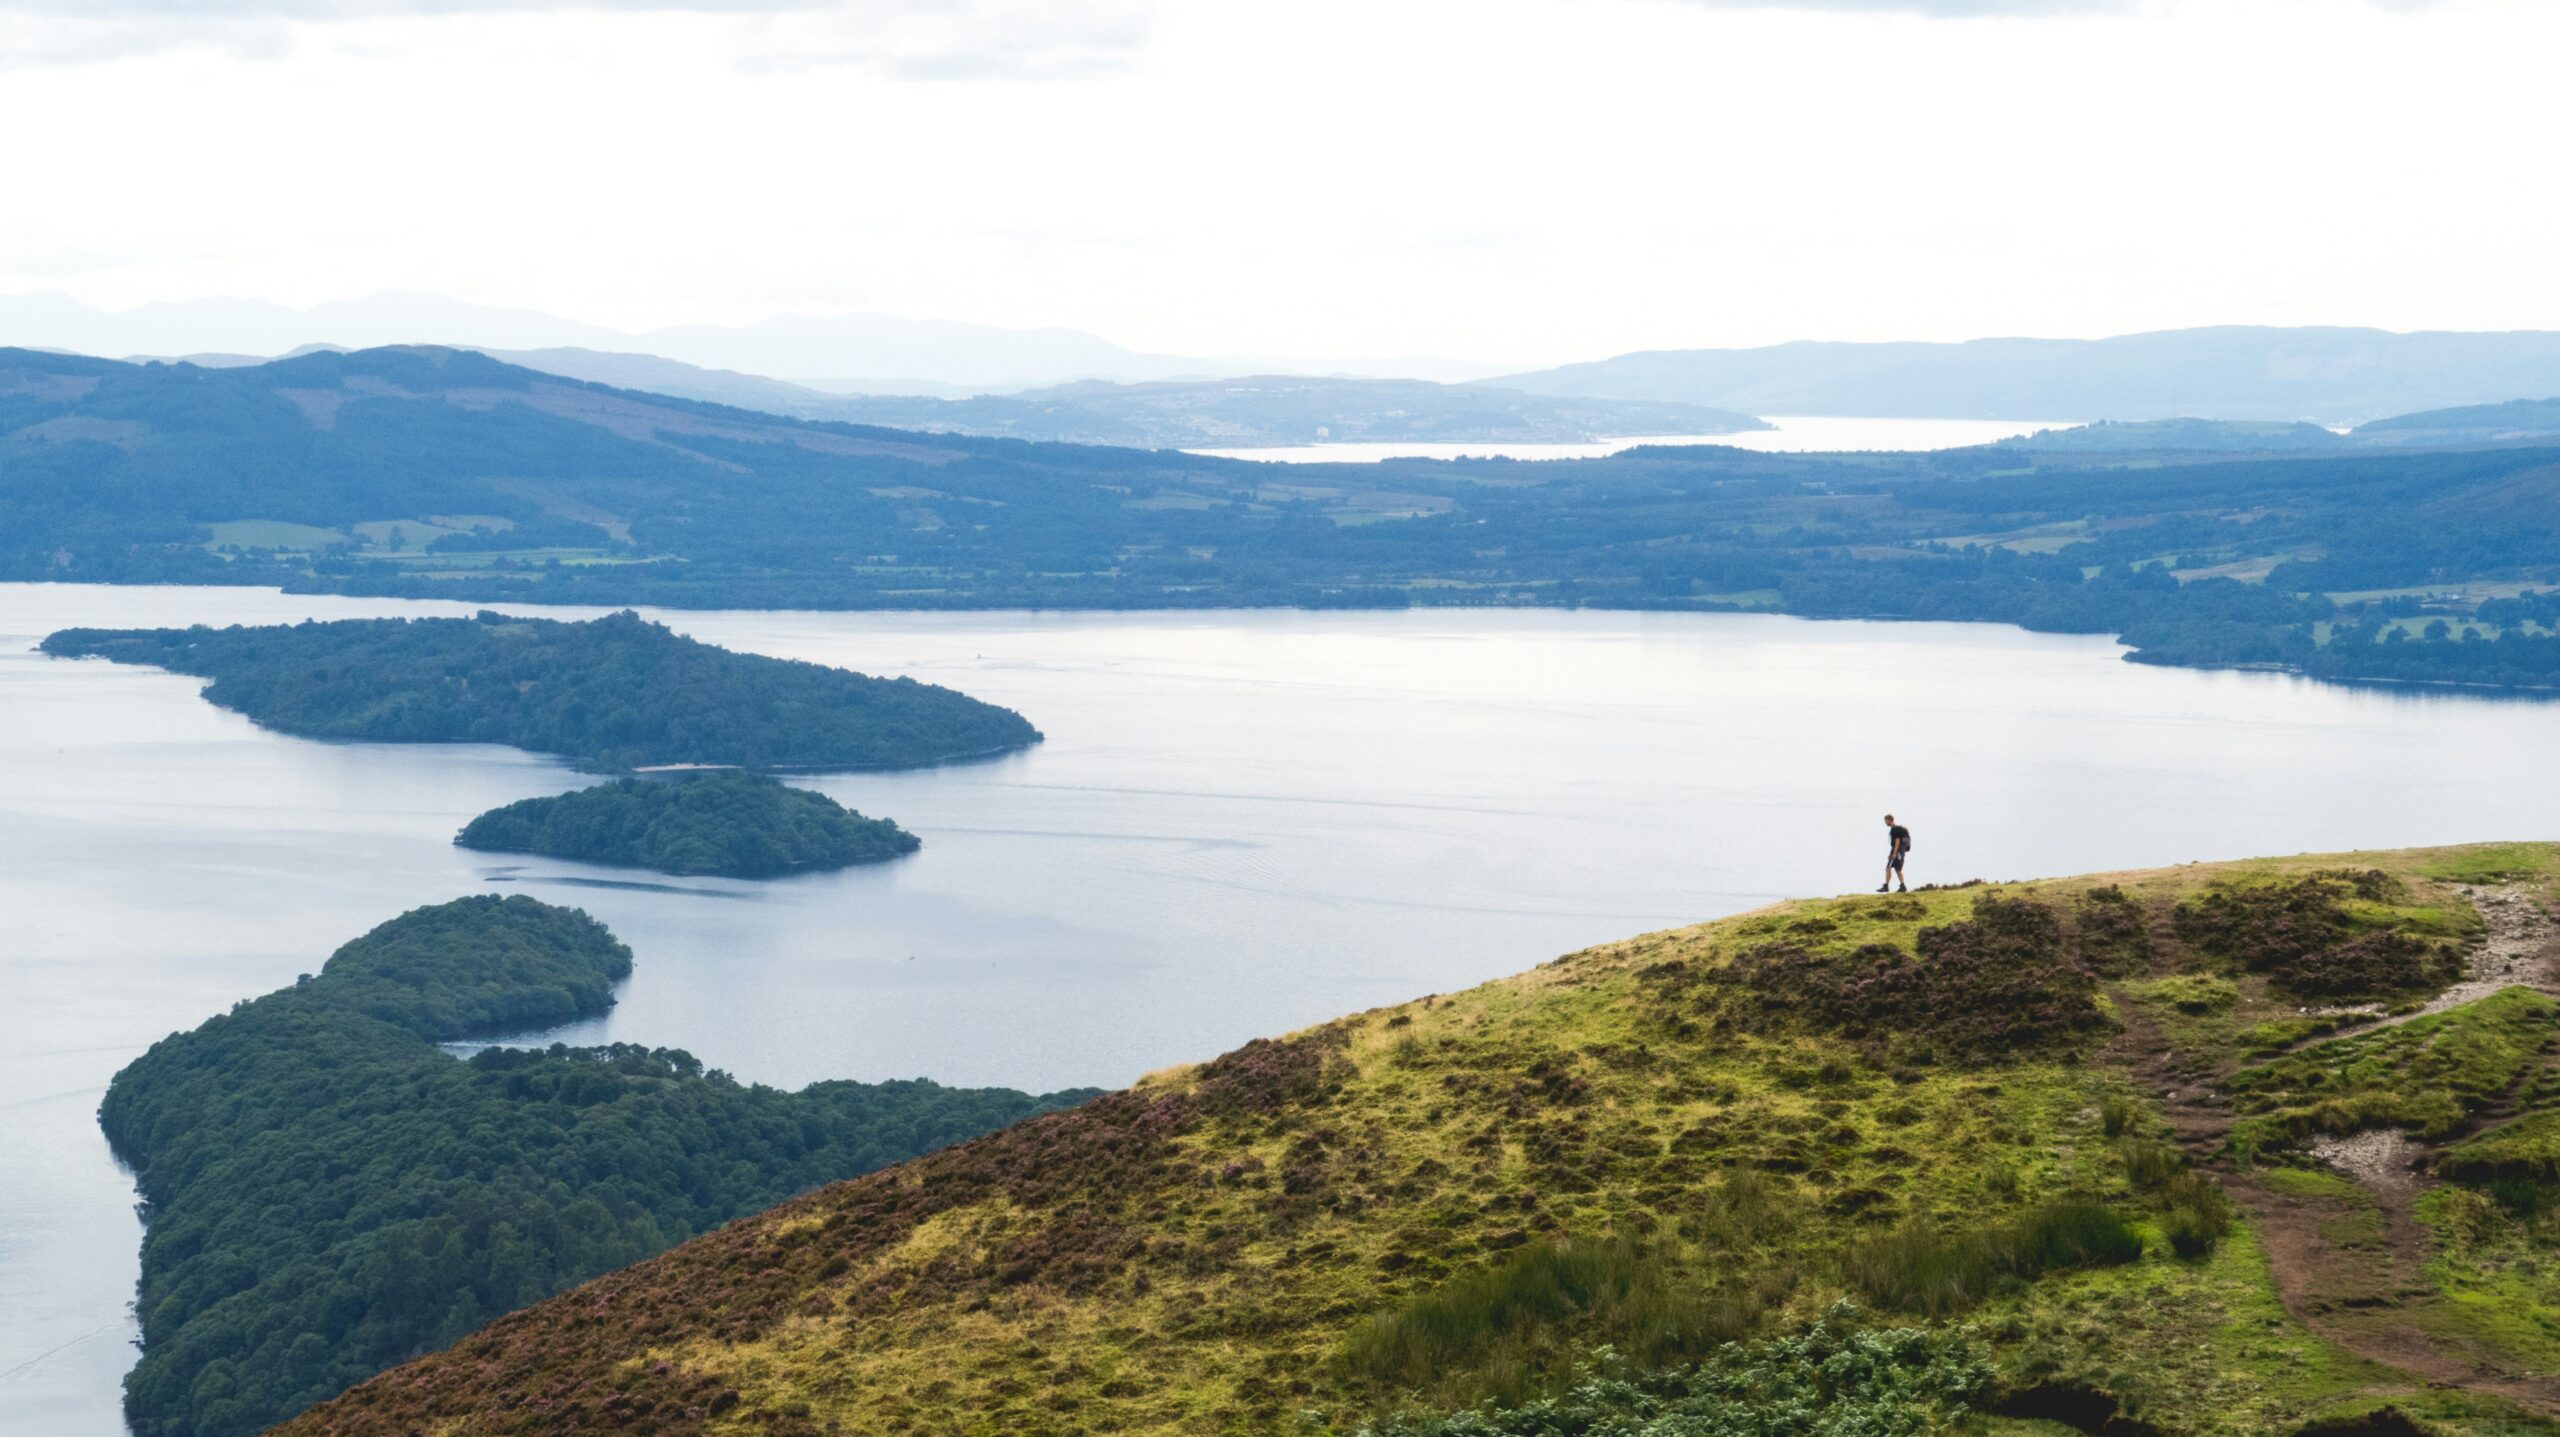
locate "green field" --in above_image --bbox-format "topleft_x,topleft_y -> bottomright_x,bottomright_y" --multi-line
203,519 -> 349,552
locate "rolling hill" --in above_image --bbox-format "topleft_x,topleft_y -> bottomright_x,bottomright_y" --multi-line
2353,396 -> 2560,447
280,844 -> 2560,1436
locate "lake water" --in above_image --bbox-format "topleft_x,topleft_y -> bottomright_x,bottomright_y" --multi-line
5,581 -> 2555,1432
1187,415 -> 2080,462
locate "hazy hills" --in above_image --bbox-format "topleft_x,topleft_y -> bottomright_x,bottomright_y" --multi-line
10,342 -> 2560,691
1495,326 -> 2560,427
24,292 -> 2560,431
277,844 -> 2560,1436
489,349 -> 1765,447
0,290 -> 1512,394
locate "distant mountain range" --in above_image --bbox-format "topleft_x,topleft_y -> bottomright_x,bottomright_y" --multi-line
20,293 -> 2560,438
0,291 -> 1514,395
480,349 -> 1764,447
1493,327 -> 2560,427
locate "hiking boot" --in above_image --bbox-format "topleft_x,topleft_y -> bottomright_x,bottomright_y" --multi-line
1876,884 -> 1890,892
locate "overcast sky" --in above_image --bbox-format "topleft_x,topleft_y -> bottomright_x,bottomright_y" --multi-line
0,0 -> 2551,366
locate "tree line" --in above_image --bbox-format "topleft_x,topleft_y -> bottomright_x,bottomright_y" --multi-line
101,895 -> 1092,1437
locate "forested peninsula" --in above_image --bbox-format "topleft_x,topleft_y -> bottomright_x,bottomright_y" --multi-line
101,895 -> 1092,1437
40,610 -> 1039,771
458,771 -> 918,877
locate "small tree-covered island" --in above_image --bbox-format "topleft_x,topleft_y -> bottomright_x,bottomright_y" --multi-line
39,609 -> 1040,772
102,895 -> 1094,1437
458,771 -> 919,877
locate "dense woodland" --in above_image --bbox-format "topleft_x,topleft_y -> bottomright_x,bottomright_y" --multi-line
100,895 -> 1090,1437
41,610 -> 1040,770
6,345 -> 2560,689
458,771 -> 919,877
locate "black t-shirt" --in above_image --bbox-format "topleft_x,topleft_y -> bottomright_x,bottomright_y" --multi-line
1888,824 -> 1910,854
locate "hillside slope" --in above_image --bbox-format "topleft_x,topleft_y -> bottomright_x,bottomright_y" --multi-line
284,844 -> 2560,1436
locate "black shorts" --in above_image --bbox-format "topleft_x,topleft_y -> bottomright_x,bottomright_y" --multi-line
1887,852 -> 1906,870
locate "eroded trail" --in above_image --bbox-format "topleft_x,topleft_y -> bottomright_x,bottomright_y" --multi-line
2106,883 -> 2560,1419
2334,884 -> 2558,1039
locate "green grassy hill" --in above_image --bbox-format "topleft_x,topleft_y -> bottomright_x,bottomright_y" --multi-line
278,844 -> 2560,1436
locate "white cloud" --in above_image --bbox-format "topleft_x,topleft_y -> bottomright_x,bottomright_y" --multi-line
1668,0 -> 2452,11
0,0 -> 1154,77
1672,0 -> 2139,12
0,0 -> 2551,365
0,0 -> 817,12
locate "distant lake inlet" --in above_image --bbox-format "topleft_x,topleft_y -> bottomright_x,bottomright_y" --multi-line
1186,415 -> 2081,461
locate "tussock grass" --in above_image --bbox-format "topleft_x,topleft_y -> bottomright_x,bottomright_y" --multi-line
1339,1232 -> 1771,1402
1840,1200 -> 2141,1318
2439,1112 -> 2560,1185
2160,1174 -> 2235,1258
2119,1137 -> 2185,1192
2100,1094 -> 2138,1138
2112,1135 -> 2231,1257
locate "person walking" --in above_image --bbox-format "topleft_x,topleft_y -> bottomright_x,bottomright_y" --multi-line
1880,814 -> 1911,892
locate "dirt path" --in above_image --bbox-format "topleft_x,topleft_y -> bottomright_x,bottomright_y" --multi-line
2324,884 -> 2559,1042
2102,883 -> 2560,1419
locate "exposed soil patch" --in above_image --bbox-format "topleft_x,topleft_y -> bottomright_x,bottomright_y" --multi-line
2305,1129 -> 2425,1203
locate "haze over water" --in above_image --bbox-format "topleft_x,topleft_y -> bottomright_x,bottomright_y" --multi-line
4,581 -> 2554,1432
1188,415 -> 2078,462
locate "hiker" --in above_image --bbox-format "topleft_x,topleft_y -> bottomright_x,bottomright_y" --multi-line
1880,814 -> 1911,893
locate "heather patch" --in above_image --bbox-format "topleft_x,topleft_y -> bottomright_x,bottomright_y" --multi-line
2072,885 -> 2158,978
1713,896 -> 2108,1065
2171,870 -> 2465,1000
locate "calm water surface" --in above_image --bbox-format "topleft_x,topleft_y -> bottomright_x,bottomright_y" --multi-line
3,581 -> 2553,1431
1188,415 -> 2080,461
